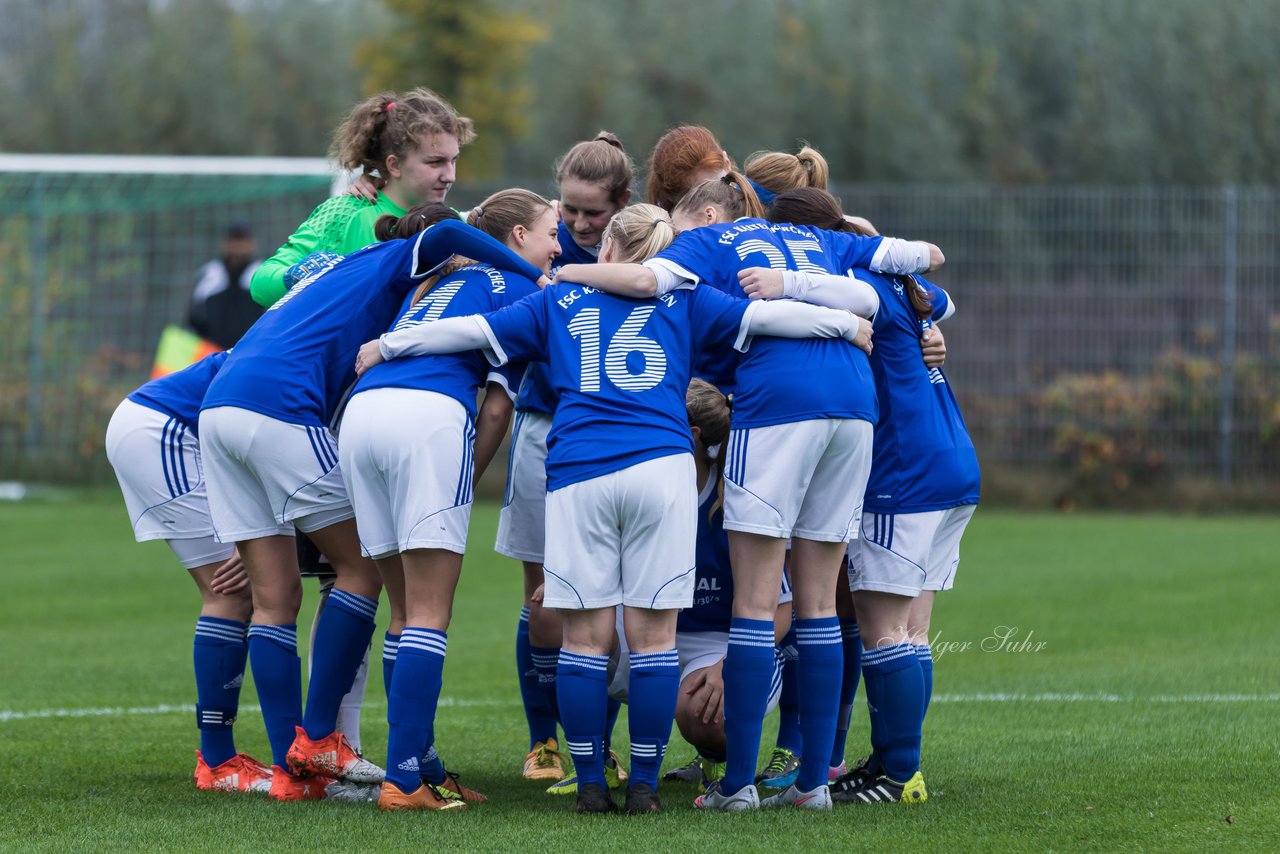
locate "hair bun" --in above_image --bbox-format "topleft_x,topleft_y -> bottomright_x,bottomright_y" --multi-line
594,130 -> 625,152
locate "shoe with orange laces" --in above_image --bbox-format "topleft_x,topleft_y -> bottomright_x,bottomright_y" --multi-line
437,771 -> 488,804
286,726 -> 385,783
268,766 -> 330,801
377,781 -> 467,812
194,751 -> 272,794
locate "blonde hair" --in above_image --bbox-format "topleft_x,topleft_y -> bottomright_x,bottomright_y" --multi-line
687,377 -> 731,519
686,378 -> 730,449
601,204 -> 677,263
555,131 -> 634,203
744,144 -> 829,195
330,87 -> 476,177
673,172 -> 767,222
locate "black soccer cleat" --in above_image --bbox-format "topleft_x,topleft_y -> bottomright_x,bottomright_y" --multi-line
576,781 -> 620,814
624,781 -> 662,814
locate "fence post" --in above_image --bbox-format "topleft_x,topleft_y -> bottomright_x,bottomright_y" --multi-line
1218,185 -> 1238,485
24,174 -> 49,476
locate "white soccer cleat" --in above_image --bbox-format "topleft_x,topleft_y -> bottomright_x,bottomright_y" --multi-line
693,780 -> 760,812
760,782 -> 833,811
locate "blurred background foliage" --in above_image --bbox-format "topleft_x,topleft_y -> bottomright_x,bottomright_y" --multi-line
3,0 -> 1279,185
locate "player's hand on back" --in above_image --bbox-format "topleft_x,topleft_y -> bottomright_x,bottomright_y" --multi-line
738,267 -> 784,300
848,316 -> 874,355
355,340 -> 384,376
921,323 -> 946,368
346,173 -> 383,202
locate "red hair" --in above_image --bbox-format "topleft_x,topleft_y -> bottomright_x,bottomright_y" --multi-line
646,125 -> 729,212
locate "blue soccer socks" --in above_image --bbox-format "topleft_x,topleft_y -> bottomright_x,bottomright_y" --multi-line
916,643 -> 934,716
628,649 -> 679,788
557,650 -> 610,788
516,607 -> 559,750
794,617 -> 843,792
382,631 -> 400,701
385,627 -> 447,794
721,618 -> 776,795
830,620 -> 863,768
247,623 -> 302,769
193,616 -> 249,768
301,589 -> 377,741
862,642 -> 925,783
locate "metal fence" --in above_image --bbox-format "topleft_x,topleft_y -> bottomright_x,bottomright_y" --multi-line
2,166 -> 1277,504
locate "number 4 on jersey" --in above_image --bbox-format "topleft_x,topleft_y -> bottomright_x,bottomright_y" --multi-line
567,306 -> 667,393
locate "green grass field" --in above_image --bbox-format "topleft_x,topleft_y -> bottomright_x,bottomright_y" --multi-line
1,496 -> 1277,852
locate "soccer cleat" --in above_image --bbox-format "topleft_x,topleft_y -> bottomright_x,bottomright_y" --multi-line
693,780 -> 760,812
438,770 -> 488,804
377,781 -> 467,812
523,738 -> 565,781
575,781 -> 619,814
830,755 -> 882,802
286,726 -> 385,783
194,751 -> 273,793
624,781 -> 662,814
698,756 -> 726,787
837,771 -> 928,804
662,757 -> 703,784
268,766 -> 329,801
545,751 -> 627,795
755,747 -> 801,789
324,779 -> 380,803
828,761 -> 848,783
760,782 -> 833,811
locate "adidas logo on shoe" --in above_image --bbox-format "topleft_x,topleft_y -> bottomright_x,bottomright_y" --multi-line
397,757 -> 420,773
213,774 -> 239,791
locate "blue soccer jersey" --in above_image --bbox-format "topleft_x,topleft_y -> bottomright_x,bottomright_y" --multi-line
201,220 -> 541,428
353,264 -> 539,414
858,272 -> 980,513
479,283 -> 750,491
127,351 -> 230,436
651,219 -> 880,428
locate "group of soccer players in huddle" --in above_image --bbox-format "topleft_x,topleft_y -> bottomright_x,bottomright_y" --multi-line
106,85 -> 979,815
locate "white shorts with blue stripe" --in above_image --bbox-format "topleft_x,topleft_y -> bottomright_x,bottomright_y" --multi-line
494,409 -> 551,563
543,454 -> 697,611
722,417 -> 874,542
105,399 -> 234,569
198,406 -> 354,542
339,388 -> 476,559
847,504 -> 978,596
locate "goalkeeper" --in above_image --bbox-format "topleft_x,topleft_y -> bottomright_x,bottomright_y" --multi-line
250,86 -> 475,307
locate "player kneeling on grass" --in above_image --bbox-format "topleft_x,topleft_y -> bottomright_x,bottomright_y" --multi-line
662,380 -> 792,789
357,203 -> 872,813
106,352 -> 271,794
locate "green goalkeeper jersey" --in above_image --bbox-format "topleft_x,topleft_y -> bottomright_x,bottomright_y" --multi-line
250,192 -> 406,307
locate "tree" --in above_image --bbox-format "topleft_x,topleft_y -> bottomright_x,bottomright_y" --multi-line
356,0 -> 548,176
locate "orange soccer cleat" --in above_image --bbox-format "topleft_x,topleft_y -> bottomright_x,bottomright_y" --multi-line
194,751 -> 272,794
286,726 -> 385,783
438,771 -> 488,804
268,765 -> 330,801
377,781 -> 467,812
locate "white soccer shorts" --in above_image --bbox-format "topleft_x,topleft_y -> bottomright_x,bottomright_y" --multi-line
494,410 -> 551,562
105,399 -> 235,569
198,406 -> 354,542
543,454 -> 697,610
847,504 -> 978,597
722,418 -> 873,542
339,388 -> 476,559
